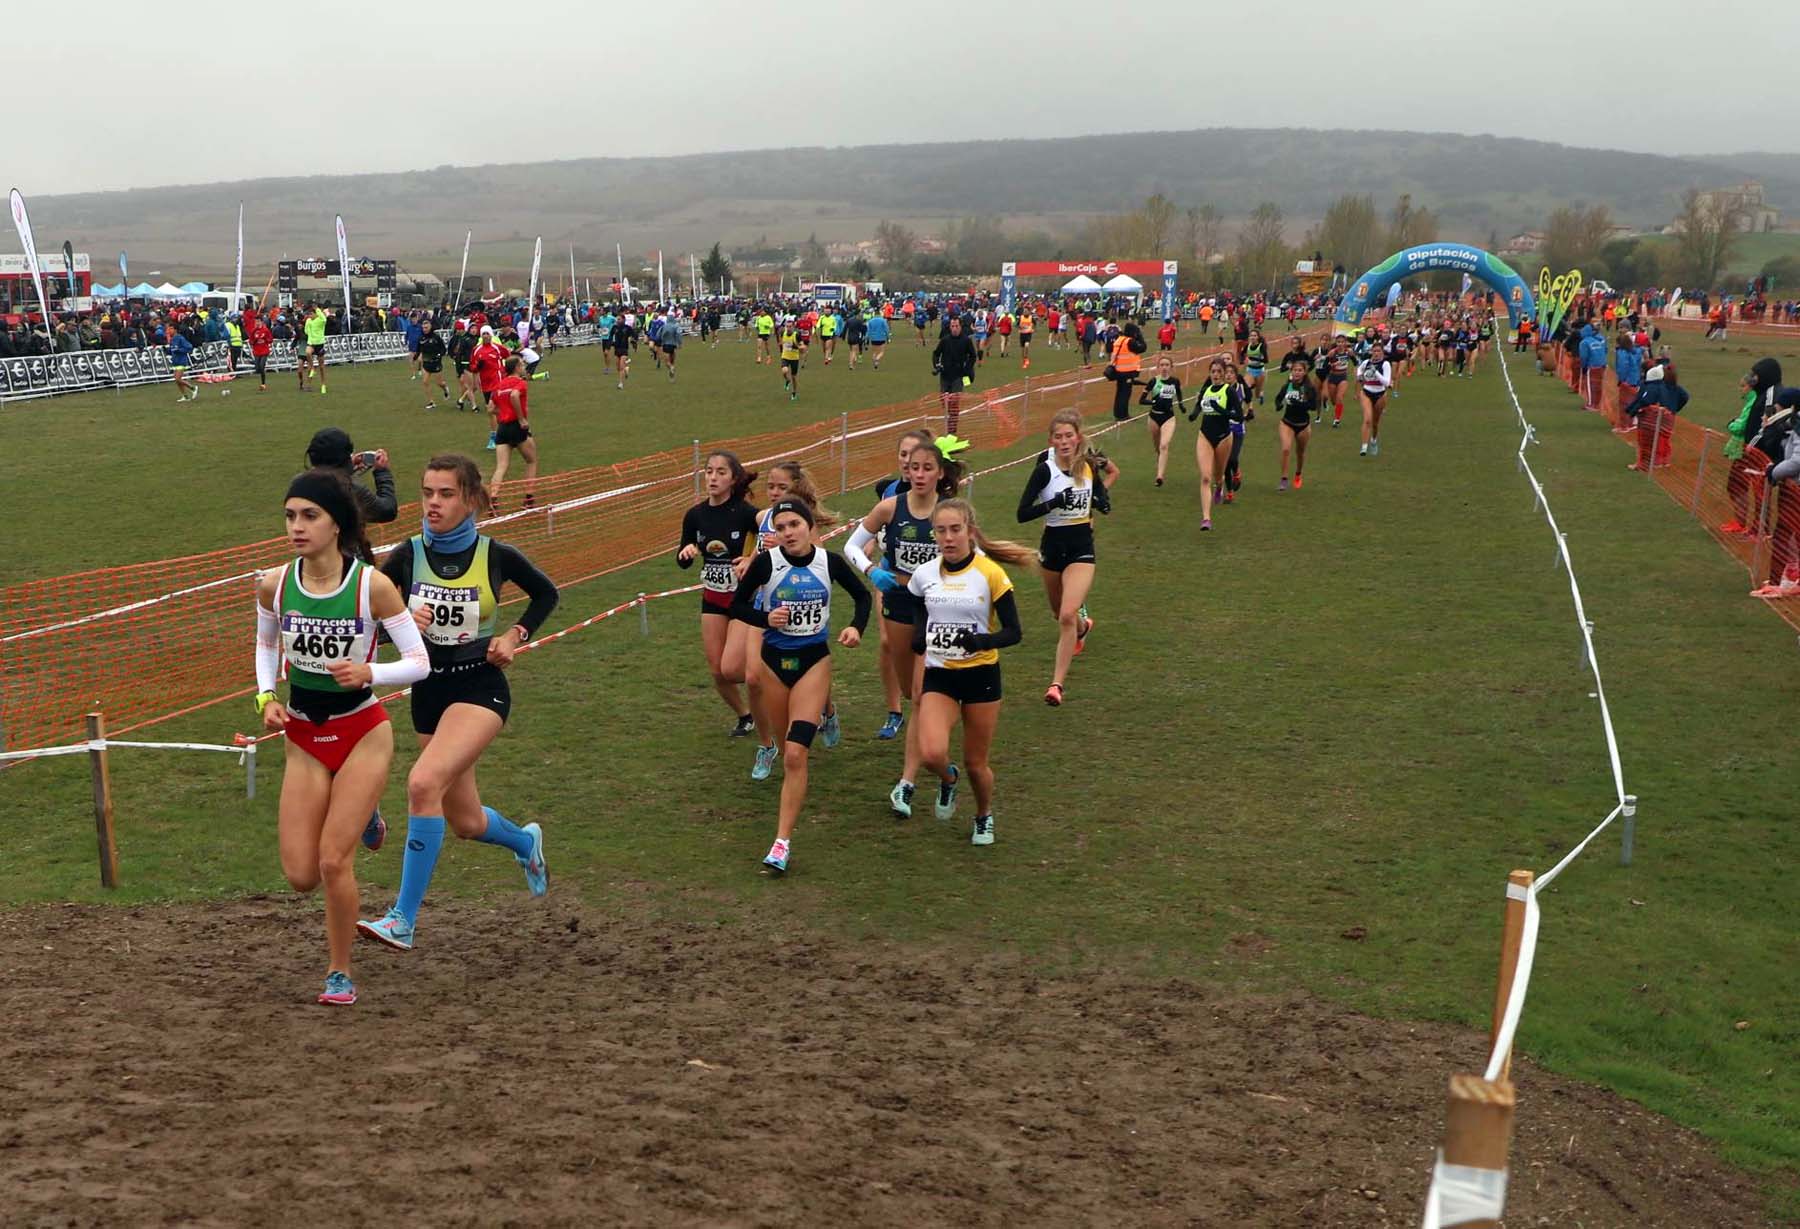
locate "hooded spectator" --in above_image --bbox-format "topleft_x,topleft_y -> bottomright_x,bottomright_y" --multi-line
305,426 -> 397,525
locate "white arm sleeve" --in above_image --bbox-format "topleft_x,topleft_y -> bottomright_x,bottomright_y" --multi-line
369,611 -> 432,687
255,600 -> 281,695
844,523 -> 878,572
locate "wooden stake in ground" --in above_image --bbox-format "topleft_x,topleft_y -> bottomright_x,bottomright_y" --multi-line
1490,868 -> 1533,1078
1438,1073 -> 1516,1228
86,711 -> 118,888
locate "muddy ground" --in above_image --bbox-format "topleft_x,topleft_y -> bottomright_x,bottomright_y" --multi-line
0,899 -> 1775,1227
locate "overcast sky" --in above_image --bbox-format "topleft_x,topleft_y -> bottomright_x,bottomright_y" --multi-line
17,1 -> 1795,195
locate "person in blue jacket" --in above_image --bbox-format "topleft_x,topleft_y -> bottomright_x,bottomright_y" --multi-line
1612,330 -> 1644,408
168,328 -> 197,401
402,312 -> 424,379
865,308 -> 890,369
1577,322 -> 1608,410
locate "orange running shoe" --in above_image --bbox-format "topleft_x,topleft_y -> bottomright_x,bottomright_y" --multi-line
1293,474 -> 1303,489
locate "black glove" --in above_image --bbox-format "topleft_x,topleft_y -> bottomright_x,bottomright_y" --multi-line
951,627 -> 990,653
1054,487 -> 1078,509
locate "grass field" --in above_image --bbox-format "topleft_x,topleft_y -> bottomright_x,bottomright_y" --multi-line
3,323 -> 1797,1218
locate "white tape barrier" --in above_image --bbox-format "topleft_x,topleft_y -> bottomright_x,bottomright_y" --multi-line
1419,343 -> 1632,1229
0,738 -> 249,764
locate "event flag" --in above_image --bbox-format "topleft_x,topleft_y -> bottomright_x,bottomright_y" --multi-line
1460,273 -> 1473,299
233,203 -> 244,307
527,235 -> 543,316
8,190 -> 54,327
455,230 -> 471,308
61,241 -> 78,300
119,249 -> 128,293
334,214 -> 353,323
1384,282 -> 1403,310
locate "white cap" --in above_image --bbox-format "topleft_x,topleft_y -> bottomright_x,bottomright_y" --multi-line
479,325 -> 495,336
1645,364 -> 1665,382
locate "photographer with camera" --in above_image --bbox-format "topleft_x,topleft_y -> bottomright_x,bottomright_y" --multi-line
306,427 -> 398,528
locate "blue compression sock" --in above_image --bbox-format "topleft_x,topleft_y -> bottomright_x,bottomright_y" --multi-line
394,815 -> 446,924
476,805 -> 535,859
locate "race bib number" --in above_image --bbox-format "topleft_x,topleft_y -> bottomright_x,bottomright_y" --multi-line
893,538 -> 938,571
282,614 -> 362,673
1059,488 -> 1092,518
779,599 -> 826,637
701,560 -> 738,593
410,584 -> 481,647
925,619 -> 979,661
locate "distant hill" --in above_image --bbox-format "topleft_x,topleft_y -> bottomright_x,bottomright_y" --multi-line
28,129 -> 1800,282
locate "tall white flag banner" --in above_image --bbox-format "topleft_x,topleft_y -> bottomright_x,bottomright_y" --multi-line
8,189 -> 54,327
455,230 -> 471,307
568,244 -> 576,301
233,202 -> 244,305
334,214 -> 353,324
527,234 -> 543,313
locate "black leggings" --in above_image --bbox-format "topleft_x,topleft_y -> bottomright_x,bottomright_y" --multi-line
1226,429 -> 1245,479
1111,372 -> 1136,420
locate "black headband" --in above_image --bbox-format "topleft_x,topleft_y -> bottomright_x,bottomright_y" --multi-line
286,470 -> 359,538
767,498 -> 814,527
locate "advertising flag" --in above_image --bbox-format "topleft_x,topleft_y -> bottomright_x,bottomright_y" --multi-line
61,240 -> 78,300
334,214 -> 353,323
233,202 -> 244,306
455,229 -> 471,307
8,190 -> 54,326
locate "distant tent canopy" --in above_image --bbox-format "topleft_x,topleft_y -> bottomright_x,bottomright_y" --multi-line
129,282 -> 159,296
1101,273 -> 1143,294
1060,274 -> 1103,294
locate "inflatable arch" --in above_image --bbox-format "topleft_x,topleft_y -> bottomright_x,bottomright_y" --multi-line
1334,244 -> 1535,333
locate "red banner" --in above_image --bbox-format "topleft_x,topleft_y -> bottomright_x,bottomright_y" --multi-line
1004,260 -> 1170,278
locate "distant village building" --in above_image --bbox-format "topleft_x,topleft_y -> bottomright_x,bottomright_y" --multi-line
1690,182 -> 1780,233
1501,231 -> 1544,255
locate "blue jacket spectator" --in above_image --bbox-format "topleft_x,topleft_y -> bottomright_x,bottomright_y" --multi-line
1613,335 -> 1643,388
1578,323 -> 1607,371
167,332 -> 194,367
402,316 -> 423,352
1622,365 -> 1690,417
866,313 -> 890,344
202,310 -> 227,343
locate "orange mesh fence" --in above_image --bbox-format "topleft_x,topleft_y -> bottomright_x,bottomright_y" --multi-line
2,332 -> 1314,752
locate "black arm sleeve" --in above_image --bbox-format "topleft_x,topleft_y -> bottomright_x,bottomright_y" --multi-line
1092,480 -> 1112,516
675,506 -> 698,568
1171,378 -> 1186,413
911,616 -> 927,656
965,590 -> 1022,653
728,552 -> 773,628
380,539 -> 413,591
827,550 -> 872,634
1016,460 -> 1054,523
492,542 -> 559,637
366,468 -> 399,524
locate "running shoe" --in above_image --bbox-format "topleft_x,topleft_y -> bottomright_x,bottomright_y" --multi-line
1221,489 -> 1235,504
1359,444 -> 1368,456
1278,476 -> 1289,490
361,809 -> 386,852
730,713 -> 756,737
935,764 -> 960,820
889,780 -> 915,819
423,401 -> 436,412
1155,476 -> 1164,487
317,971 -> 356,1006
516,822 -> 548,896
1044,682 -> 1064,707
357,908 -> 415,951
751,742 -> 778,782
1200,518 -> 1212,531
820,710 -> 841,749
1331,418 -> 1340,428
1369,439 -> 1380,457
1074,613 -> 1094,654
971,815 -> 995,846
486,433 -> 497,451
1718,520 -> 1748,534
762,838 -> 790,875
876,712 -> 905,740
1293,475 -> 1304,489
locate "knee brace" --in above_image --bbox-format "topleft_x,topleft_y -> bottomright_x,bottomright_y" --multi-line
786,720 -> 818,748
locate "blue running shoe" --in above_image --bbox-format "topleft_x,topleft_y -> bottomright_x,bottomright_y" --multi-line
762,838 -> 790,875
356,908 -> 415,951
935,764 -> 960,820
517,822 -> 548,896
317,971 -> 356,1006
820,709 -> 841,749
486,432 -> 498,451
361,808 -> 386,852
889,780 -> 914,819
876,712 -> 904,740
751,742 -> 778,781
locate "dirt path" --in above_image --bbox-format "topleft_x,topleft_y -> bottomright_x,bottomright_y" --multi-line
0,899 -> 1773,1227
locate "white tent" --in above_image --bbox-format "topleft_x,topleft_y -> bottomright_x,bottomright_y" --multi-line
1060,274 -> 1102,294
1101,273 -> 1143,294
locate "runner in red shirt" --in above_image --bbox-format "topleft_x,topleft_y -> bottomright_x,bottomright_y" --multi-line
469,327 -> 507,452
489,356 -> 540,509
248,319 -> 274,391
1156,319 -> 1177,351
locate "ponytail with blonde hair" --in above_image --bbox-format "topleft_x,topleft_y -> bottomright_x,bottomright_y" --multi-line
766,459 -> 840,529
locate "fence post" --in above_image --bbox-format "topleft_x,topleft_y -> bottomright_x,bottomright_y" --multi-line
638,593 -> 649,637
86,711 -> 119,890
244,740 -> 257,800
692,439 -> 702,498
1620,794 -> 1637,866
1690,433 -> 1709,513
1749,473 -> 1774,586
1436,1073 -> 1516,1229
839,411 -> 850,493
546,505 -> 556,537
1490,868 -> 1534,1079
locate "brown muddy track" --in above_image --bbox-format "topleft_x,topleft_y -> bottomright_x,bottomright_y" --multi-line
0,899 -> 1773,1227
